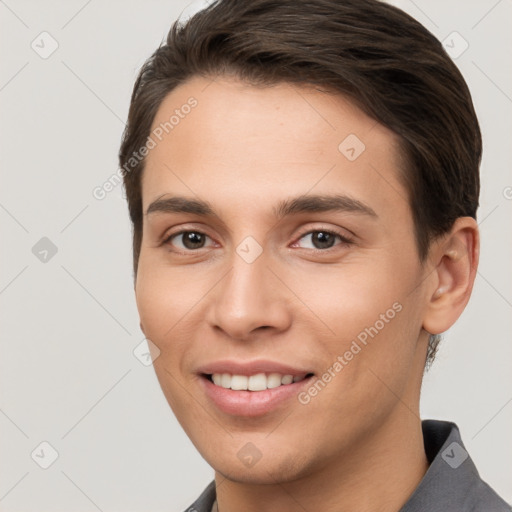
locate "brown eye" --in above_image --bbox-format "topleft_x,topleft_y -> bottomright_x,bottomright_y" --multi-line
310,231 -> 336,249
165,231 -> 213,251
296,229 -> 354,250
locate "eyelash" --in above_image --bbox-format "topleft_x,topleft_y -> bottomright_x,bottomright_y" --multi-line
162,226 -> 355,254
294,227 -> 355,251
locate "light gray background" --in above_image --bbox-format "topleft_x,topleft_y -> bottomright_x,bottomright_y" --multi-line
0,0 -> 511,510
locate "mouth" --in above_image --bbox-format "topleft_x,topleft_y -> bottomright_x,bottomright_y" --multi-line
196,362 -> 316,416
202,372 -> 314,391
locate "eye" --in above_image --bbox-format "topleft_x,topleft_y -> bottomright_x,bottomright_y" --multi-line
162,227 -> 354,253
294,229 -> 354,251
163,230 -> 215,251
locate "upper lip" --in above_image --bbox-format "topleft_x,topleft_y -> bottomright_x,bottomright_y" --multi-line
197,359 -> 314,377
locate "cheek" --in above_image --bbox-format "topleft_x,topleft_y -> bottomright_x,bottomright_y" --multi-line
300,256 -> 411,342
135,257 -> 215,382
135,275 -> 169,341
301,255 -> 422,401
135,263 -> 203,411
135,256 -> 194,338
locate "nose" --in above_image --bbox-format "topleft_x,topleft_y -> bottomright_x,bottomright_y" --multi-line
207,250 -> 292,341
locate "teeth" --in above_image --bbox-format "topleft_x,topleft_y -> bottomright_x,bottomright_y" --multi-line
210,372 -> 308,391
230,375 -> 248,390
220,373 -> 231,388
281,375 -> 293,385
267,373 -> 282,389
248,373 -> 267,391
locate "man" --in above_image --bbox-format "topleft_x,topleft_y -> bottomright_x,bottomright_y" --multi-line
118,0 -> 511,510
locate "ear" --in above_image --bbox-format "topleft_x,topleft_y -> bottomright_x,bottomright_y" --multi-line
422,217 -> 479,335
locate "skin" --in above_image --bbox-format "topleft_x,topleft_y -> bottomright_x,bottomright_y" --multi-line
135,75 -> 479,512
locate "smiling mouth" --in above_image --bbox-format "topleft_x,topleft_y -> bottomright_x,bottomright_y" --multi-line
203,372 -> 315,391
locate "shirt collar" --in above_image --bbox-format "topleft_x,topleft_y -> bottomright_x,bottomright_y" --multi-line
400,419 -> 483,511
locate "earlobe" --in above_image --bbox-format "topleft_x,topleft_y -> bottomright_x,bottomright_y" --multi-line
422,217 -> 479,335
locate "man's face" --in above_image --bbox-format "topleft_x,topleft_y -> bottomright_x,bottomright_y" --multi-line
136,76 -> 432,483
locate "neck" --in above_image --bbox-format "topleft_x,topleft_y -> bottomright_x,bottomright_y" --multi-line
215,410 -> 429,512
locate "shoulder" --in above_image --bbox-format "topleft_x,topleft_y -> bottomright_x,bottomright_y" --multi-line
400,420 -> 511,512
466,479 -> 512,512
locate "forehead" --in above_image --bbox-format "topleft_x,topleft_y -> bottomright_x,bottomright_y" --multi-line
142,75 -> 408,221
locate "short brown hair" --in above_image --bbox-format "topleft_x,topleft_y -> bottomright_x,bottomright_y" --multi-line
119,0 -> 482,364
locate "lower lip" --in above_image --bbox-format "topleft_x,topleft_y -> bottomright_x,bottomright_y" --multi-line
200,375 -> 314,417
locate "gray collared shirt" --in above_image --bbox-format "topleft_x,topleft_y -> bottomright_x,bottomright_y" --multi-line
184,420 -> 511,511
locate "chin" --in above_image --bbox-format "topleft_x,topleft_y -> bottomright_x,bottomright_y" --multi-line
198,440 -> 314,485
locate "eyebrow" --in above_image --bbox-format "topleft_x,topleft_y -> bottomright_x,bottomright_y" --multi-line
145,193 -> 378,219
